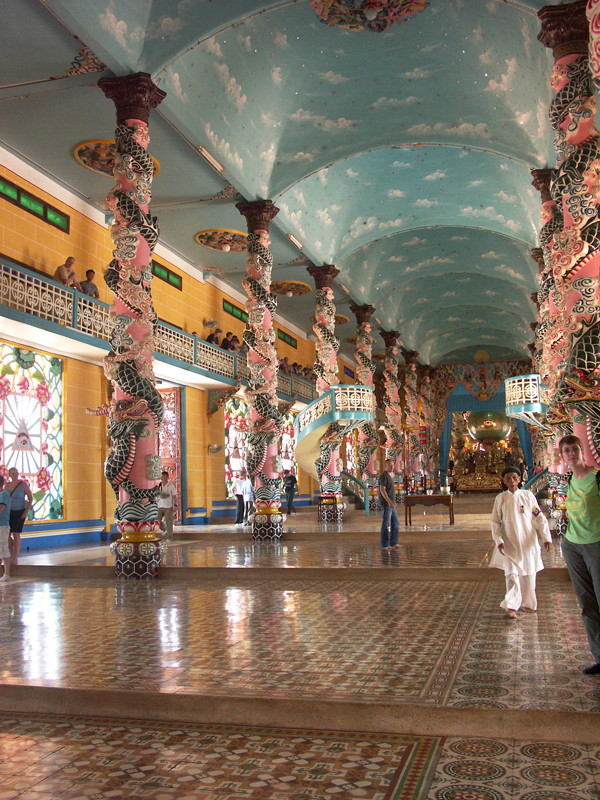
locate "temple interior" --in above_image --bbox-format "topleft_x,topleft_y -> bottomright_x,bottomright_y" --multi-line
1,1 -> 600,798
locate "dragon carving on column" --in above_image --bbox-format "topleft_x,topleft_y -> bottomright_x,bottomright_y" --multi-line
308,265 -> 345,515
236,201 -> 284,538
380,331 -> 405,475
95,74 -> 166,575
537,4 -> 600,460
351,304 -> 380,502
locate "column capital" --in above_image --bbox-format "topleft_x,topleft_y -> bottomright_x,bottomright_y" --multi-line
98,72 -> 166,125
236,200 -> 279,232
380,330 -> 401,349
538,1 -> 588,60
531,292 -> 540,308
531,169 -> 554,203
400,346 -> 419,364
530,247 -> 545,272
307,264 -> 339,289
350,303 -> 376,325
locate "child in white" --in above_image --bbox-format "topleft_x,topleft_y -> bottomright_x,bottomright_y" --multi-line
490,467 -> 552,619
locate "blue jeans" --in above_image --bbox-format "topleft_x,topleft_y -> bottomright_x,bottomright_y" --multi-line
380,503 -> 399,548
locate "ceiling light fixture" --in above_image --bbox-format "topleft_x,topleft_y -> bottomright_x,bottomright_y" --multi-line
203,319 -> 219,329
197,146 -> 224,173
374,317 -> 382,326
287,234 -> 303,250
339,283 -> 351,294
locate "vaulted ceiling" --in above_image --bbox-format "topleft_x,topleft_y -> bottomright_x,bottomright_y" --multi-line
2,0 -> 566,366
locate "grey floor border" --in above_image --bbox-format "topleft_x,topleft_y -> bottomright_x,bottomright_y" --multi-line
0,684 -> 595,744
9,565 -> 571,583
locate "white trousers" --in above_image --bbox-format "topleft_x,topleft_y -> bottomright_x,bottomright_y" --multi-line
501,572 -> 537,612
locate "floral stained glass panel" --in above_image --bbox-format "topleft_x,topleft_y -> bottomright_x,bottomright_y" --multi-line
0,344 -> 63,519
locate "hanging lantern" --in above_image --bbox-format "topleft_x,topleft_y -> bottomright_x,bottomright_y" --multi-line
504,374 -> 550,430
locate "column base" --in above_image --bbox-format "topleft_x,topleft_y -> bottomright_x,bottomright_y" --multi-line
252,510 -> 284,541
110,539 -> 167,578
318,496 -> 344,523
368,489 -> 380,514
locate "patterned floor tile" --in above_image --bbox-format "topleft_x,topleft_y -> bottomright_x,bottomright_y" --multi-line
0,714 -> 442,800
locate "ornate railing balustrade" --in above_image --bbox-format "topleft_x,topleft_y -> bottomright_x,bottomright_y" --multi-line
295,385 -> 375,437
523,467 -> 549,495
0,258 -> 317,401
342,470 -> 370,515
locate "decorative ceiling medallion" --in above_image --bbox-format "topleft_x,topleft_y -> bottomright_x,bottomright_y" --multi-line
344,336 -> 376,345
195,229 -> 248,252
309,0 -> 430,33
372,352 -> 386,360
74,140 -> 160,177
271,281 -> 312,297
311,314 -> 350,326
474,349 -> 490,363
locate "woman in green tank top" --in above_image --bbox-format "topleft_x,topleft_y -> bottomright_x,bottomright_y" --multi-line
559,435 -> 600,675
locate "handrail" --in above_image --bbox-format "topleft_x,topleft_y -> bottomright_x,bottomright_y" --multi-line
342,470 -> 370,515
0,256 -> 317,401
523,467 -> 549,493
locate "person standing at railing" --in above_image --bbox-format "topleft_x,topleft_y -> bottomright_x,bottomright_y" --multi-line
53,256 -> 81,291
221,332 -> 235,351
80,269 -> 99,299
206,327 -> 222,345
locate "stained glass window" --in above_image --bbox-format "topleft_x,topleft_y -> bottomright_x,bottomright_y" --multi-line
0,344 -> 63,519
224,397 -> 249,496
280,409 -> 297,475
344,430 -> 357,476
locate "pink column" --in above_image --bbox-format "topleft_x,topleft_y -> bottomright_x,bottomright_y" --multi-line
350,304 -> 380,505
538,3 -> 600,458
236,201 -> 284,540
380,331 -> 405,491
307,264 -> 345,522
97,72 -> 166,578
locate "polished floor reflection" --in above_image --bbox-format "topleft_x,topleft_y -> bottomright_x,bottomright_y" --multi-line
1,495 -> 599,800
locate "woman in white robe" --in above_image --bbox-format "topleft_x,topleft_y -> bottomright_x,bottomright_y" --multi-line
490,467 -> 552,618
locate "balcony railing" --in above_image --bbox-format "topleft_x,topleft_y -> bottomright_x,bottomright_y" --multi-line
0,258 -> 317,402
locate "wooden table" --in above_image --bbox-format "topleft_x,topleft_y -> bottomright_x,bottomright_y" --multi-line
404,493 -> 454,525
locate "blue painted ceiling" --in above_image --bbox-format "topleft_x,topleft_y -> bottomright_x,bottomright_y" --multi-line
1,0 -> 569,366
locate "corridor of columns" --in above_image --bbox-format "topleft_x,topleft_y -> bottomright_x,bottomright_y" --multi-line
1,496 -> 599,800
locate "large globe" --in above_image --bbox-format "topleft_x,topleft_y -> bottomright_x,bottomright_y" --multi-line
466,411 -> 512,443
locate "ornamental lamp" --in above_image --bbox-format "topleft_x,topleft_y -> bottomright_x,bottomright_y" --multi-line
504,374 -> 550,430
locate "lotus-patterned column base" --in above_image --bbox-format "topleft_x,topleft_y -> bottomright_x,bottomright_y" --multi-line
319,494 -> 344,523
252,509 -> 284,540
109,521 -> 165,578
110,539 -> 166,578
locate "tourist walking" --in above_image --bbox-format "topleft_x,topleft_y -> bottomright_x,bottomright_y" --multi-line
156,471 -> 176,539
233,470 -> 247,526
378,459 -> 399,550
6,467 -> 32,565
283,469 -> 297,515
0,476 -> 11,582
241,472 -> 253,524
559,435 -> 600,674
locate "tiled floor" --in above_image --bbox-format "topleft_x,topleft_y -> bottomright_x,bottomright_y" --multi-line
1,495 -> 599,799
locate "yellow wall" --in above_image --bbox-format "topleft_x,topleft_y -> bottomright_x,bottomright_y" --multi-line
64,358 -> 109,523
0,164 -> 321,520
